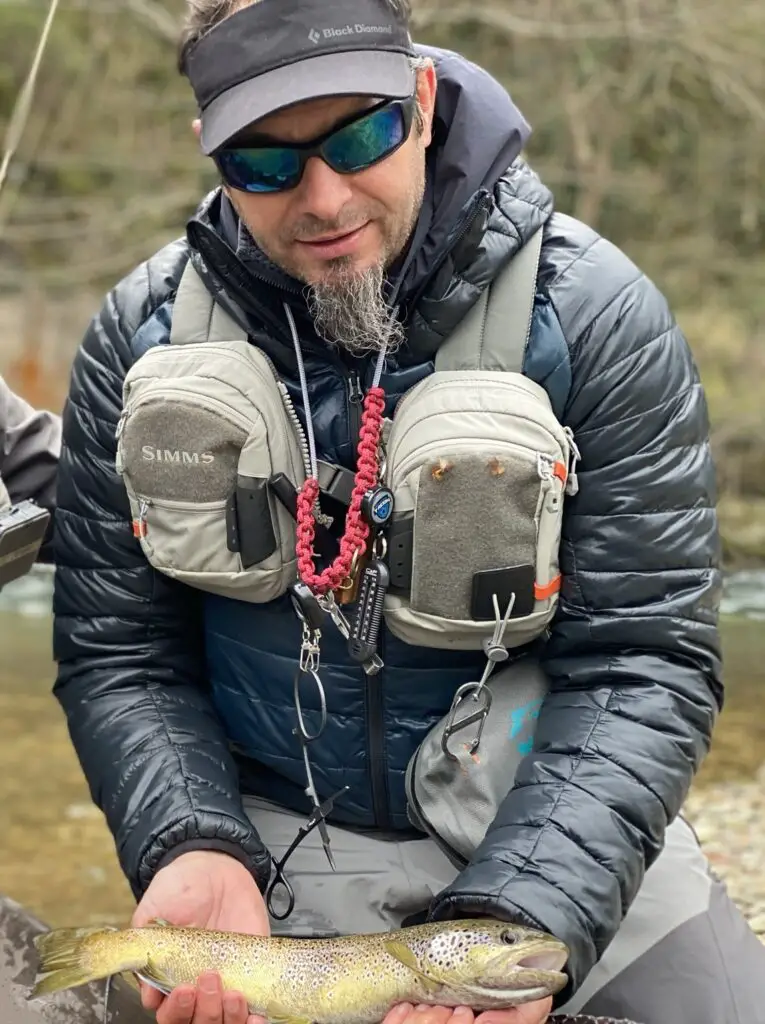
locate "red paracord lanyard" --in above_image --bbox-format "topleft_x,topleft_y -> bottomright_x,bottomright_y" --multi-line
295,386 -> 385,595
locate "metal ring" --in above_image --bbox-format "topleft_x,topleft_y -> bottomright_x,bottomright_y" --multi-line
266,872 -> 296,921
292,667 -> 328,742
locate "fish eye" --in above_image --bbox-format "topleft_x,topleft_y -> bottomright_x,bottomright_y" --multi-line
500,930 -> 518,945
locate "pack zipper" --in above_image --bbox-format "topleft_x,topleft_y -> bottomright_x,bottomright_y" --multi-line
258,349 -> 334,526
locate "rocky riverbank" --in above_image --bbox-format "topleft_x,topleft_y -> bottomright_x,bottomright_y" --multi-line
684,765 -> 765,939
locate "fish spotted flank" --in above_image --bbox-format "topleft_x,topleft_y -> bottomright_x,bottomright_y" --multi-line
31,919 -> 568,1024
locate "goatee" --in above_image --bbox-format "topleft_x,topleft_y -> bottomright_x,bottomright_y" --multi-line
306,260 -> 405,356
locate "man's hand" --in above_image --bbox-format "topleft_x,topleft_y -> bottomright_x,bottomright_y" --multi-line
131,850 -> 271,1024
382,998 -> 552,1024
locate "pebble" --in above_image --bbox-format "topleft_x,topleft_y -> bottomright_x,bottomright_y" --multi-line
684,765 -> 765,938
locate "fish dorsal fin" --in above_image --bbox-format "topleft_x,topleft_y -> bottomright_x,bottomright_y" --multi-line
383,941 -> 441,993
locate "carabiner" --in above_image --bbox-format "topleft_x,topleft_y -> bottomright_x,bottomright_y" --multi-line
440,681 -> 493,761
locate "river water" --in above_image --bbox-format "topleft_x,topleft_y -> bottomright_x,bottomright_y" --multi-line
0,568 -> 763,931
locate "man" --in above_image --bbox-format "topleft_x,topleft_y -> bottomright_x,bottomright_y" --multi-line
0,373 -> 59,578
50,2 -> 765,1024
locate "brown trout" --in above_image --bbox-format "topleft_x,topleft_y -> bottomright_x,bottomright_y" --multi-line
31,919 -> 569,1024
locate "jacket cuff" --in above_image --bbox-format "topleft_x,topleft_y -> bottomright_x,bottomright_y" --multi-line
130,816 -> 272,901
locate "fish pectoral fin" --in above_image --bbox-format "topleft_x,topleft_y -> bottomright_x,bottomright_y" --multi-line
383,941 -> 441,993
135,958 -> 173,996
267,1011 -> 314,1024
146,917 -> 173,928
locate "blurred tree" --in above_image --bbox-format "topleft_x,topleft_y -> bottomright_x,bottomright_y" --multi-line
0,0 -> 764,565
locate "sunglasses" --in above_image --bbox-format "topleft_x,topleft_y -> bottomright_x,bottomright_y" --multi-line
213,95 -> 416,194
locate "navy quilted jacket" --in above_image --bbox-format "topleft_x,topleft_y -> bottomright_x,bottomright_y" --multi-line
51,46 -> 722,1000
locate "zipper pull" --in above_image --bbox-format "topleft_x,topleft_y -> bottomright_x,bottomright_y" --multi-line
115,408 -> 128,441
132,499 -> 150,539
347,372 -> 363,406
537,453 -> 553,481
563,427 -> 581,496
346,371 -> 364,447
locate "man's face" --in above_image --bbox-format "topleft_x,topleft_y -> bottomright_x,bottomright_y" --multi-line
224,68 -> 435,286
196,65 -> 437,354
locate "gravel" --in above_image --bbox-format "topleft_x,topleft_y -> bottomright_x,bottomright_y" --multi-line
684,766 -> 765,938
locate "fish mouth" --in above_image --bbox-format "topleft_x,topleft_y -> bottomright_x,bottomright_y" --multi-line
515,950 -> 569,972
461,948 -> 569,1003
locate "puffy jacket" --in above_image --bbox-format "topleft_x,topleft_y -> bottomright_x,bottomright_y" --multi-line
51,45 -> 723,1001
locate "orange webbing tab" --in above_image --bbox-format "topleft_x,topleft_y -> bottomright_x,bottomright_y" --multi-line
534,575 -> 561,601
553,461 -> 567,484
132,519 -> 147,539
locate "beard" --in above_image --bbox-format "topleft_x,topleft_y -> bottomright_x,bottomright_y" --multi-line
305,260 -> 406,357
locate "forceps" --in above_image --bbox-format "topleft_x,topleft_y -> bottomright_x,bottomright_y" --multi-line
265,785 -> 349,921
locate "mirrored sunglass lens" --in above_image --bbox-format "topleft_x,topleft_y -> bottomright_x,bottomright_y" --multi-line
217,147 -> 300,192
324,104 -> 405,173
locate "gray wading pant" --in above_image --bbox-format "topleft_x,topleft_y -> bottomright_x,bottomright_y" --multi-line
242,794 -> 765,1024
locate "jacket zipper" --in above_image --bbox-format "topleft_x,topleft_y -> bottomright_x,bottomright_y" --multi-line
366,624 -> 390,829
346,371 -> 364,447
264,331 -> 388,826
348,365 -> 386,825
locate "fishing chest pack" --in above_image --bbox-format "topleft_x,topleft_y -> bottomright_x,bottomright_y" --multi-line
114,226 -> 581,862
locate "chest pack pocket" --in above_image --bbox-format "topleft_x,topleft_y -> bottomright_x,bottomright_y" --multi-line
381,226 -> 579,651
115,260 -> 307,603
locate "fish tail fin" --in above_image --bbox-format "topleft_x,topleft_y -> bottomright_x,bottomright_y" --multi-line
30,926 -> 145,998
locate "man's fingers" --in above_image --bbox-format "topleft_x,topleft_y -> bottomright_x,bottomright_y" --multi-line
383,1005 -> 474,1024
193,971 -> 226,1024
222,989 -> 250,1024
155,984 -> 196,1024
412,1006 -> 454,1024
382,1003 -> 415,1024
475,996 -> 552,1024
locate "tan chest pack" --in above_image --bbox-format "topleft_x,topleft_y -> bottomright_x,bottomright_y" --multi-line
114,229 -> 579,654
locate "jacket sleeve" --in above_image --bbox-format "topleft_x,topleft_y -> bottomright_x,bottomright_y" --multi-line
428,222 -> 723,1001
51,250 -> 272,900
0,374 -> 61,560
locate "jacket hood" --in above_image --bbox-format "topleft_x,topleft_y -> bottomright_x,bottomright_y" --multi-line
395,43 -> 531,300
185,45 -> 552,369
